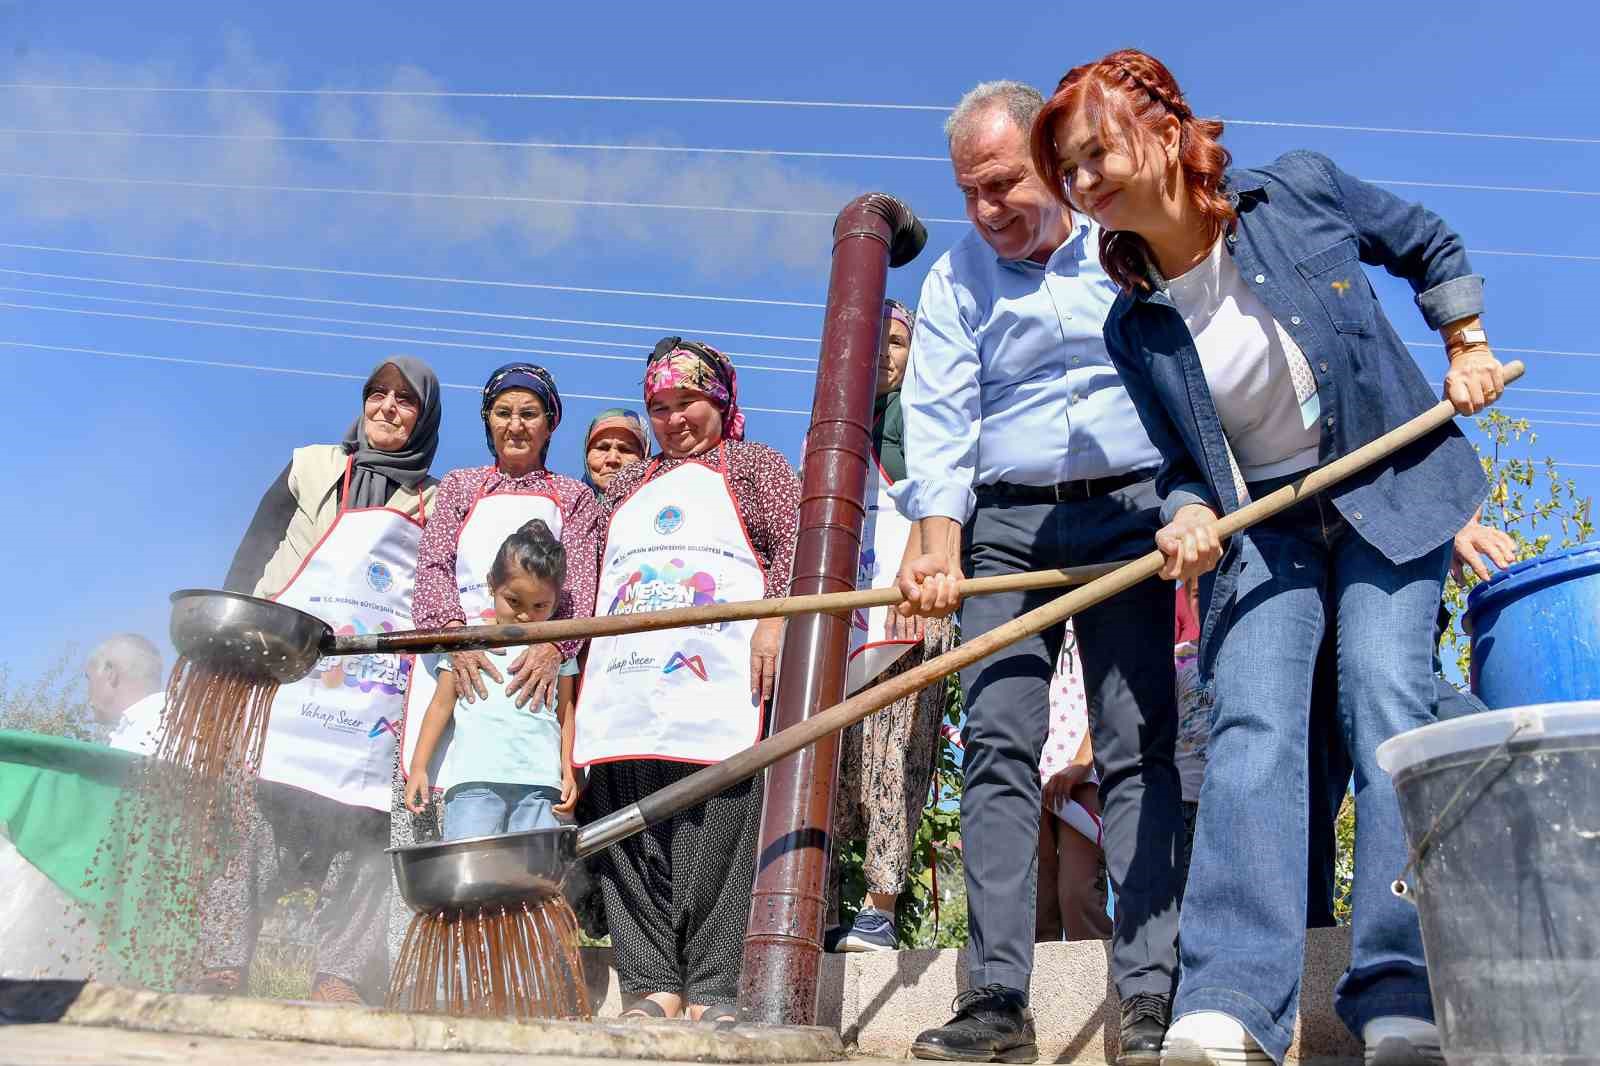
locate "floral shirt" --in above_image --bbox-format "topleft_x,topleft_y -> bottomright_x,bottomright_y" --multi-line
599,440 -> 801,598
412,465 -> 601,660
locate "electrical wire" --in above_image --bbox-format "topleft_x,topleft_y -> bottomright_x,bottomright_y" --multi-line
0,282 -> 818,364
0,337 -> 814,415
0,241 -> 828,308
0,265 -> 824,343
3,84 -> 1596,145
0,299 -> 820,373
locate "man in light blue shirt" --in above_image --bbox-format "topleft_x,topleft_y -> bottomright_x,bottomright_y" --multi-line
893,81 -> 1181,1066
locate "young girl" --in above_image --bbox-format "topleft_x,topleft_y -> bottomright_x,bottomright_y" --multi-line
405,519 -> 579,838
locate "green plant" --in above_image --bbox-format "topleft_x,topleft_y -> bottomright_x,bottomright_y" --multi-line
0,650 -> 100,742
1441,411 -> 1594,676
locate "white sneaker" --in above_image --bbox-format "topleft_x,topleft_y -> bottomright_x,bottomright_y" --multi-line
1362,1016 -> 1443,1065
1161,1011 -> 1273,1065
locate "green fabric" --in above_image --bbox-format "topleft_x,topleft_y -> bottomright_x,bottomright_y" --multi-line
872,390 -> 906,483
0,730 -> 209,987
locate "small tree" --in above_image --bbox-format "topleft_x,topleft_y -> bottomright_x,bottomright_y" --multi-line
1442,411 -> 1595,675
0,650 -> 100,742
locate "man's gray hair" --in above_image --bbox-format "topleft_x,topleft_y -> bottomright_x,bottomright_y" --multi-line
88,632 -> 163,688
945,80 -> 1046,145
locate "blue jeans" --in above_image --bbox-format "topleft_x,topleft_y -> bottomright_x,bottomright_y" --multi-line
1176,484 -> 1445,1063
442,783 -> 561,840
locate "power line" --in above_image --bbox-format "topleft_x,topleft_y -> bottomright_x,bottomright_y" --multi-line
3,166 -> 1598,214
0,170 -> 851,218
1406,340 -> 1600,360
3,84 -> 1597,145
0,241 -> 827,309
0,127 -> 948,163
0,282 -> 818,365
1500,405 -> 1600,418
0,299 -> 820,374
0,265 -> 824,343
0,338 -> 814,415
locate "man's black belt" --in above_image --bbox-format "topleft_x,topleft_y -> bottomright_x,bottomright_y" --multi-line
977,469 -> 1149,504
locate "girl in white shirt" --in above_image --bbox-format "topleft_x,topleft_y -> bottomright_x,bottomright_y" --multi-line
404,520 -> 579,838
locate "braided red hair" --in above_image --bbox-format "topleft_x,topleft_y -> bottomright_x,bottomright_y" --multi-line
1030,49 -> 1234,293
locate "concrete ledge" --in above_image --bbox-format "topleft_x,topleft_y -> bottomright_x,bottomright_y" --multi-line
0,980 -> 844,1063
811,927 -> 1362,1063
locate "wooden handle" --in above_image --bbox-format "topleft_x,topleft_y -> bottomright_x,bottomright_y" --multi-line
325,560 -> 1123,658
580,362 -> 1525,849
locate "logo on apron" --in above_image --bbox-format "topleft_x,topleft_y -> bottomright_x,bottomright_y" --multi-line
366,560 -> 394,592
313,621 -> 409,695
663,651 -> 708,680
654,505 -> 684,534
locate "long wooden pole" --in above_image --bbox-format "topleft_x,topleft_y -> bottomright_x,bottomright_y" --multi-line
322,562 -> 1119,657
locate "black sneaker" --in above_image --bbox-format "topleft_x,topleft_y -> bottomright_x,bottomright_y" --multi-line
1116,992 -> 1170,1066
910,984 -> 1038,1063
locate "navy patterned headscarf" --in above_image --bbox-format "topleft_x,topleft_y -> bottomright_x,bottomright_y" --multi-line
480,363 -> 563,459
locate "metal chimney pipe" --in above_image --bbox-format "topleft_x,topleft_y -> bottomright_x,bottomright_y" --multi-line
738,194 -> 926,1026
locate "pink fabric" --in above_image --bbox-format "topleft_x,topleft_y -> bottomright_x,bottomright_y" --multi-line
598,440 -> 799,599
412,465 -> 601,660
643,349 -> 746,442
1038,619 -> 1092,783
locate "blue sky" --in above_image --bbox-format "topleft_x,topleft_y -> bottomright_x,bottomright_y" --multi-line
0,0 -> 1595,681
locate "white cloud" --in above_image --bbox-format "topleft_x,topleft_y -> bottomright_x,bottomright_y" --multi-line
0,46 -> 859,277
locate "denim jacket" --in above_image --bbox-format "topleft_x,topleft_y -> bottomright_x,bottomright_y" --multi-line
1103,151 -> 1488,668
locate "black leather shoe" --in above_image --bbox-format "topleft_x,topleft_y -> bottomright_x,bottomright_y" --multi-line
1115,992 -> 1170,1066
911,984 -> 1038,1063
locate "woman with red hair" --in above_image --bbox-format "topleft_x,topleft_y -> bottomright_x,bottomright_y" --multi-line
1031,50 -> 1503,1065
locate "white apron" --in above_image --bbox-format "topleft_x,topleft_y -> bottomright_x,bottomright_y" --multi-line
845,459 -> 919,694
400,479 -> 564,793
574,454 -> 766,767
256,458 -> 424,811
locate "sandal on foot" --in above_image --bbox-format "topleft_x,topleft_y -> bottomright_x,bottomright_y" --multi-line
696,1004 -> 740,1027
620,998 -> 670,1020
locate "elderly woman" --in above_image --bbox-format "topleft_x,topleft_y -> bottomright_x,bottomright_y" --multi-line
203,356 -> 442,1003
1032,49 -> 1501,1065
574,337 -> 800,1023
830,300 -> 957,952
581,407 -> 650,495
388,362 -> 601,959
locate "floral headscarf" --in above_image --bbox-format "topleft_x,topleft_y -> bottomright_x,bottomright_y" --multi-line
644,337 -> 745,441
883,298 -> 915,334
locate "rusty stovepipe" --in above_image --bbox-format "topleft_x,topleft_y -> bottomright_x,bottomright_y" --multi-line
738,193 -> 926,1025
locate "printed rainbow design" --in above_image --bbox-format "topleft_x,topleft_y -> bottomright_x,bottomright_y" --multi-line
607,558 -> 719,616
316,619 -> 410,695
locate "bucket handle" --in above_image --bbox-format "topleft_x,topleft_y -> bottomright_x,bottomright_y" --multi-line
1391,723 -> 1527,904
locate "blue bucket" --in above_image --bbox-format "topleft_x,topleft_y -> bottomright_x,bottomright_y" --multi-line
1465,540 -> 1600,709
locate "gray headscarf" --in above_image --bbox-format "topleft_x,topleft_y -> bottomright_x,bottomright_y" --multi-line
342,356 -> 442,510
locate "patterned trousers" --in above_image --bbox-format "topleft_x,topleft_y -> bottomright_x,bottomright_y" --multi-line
585,758 -> 763,1008
833,618 -> 954,896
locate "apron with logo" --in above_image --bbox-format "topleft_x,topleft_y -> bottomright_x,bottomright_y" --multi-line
574,453 -> 766,767
845,459 -> 919,694
256,457 -> 424,811
400,477 -> 564,792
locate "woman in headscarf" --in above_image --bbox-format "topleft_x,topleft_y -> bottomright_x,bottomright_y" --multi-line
200,356 -> 442,1003
394,364 -> 602,887
829,300 -> 958,952
580,408 -> 650,496
574,337 -> 800,1023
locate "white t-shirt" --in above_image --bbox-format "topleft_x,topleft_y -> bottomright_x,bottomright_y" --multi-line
105,691 -> 164,757
1166,238 -> 1321,482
